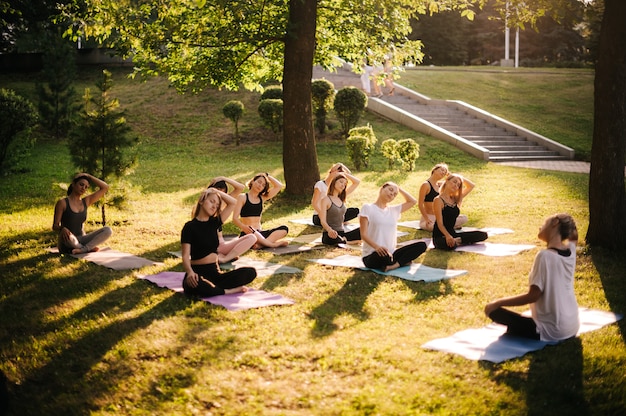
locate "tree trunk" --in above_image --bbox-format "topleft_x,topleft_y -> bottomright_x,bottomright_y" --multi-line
282,0 -> 320,196
587,0 -> 626,250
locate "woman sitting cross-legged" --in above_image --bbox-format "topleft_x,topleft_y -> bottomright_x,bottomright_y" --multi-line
181,188 -> 257,298
432,174 -> 487,250
232,172 -> 289,249
360,182 -> 427,272
319,173 -> 361,245
484,214 -> 579,341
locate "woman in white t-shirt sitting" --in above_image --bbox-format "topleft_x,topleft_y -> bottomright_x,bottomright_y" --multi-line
359,182 -> 427,272
484,213 -> 580,341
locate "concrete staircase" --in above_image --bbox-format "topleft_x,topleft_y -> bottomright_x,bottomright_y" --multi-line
313,64 -> 574,162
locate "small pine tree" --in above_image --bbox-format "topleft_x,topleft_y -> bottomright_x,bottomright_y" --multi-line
311,79 -> 335,135
69,70 -> 139,225
223,100 -> 245,145
36,31 -> 78,140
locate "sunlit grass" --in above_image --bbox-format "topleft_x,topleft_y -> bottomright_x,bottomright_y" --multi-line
0,67 -> 624,415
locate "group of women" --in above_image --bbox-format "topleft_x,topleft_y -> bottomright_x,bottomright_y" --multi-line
53,165 -> 581,343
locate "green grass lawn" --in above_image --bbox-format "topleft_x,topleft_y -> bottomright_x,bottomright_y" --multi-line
1,67 -> 624,415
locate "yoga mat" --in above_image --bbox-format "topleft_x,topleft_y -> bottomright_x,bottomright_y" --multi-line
421,308 -> 623,363
138,271 -> 295,311
308,254 -> 467,282
47,246 -> 163,270
219,257 -> 302,277
398,220 -> 422,230
289,218 -> 317,226
460,227 -> 514,236
165,254 -> 301,277
453,242 -> 535,257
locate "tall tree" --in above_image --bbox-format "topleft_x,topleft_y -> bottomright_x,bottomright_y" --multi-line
65,0 -> 476,195
586,0 -> 626,250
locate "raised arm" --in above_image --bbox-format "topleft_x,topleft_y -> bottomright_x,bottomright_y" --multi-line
263,174 -> 284,200
215,189 -> 238,223
458,176 -> 475,206
344,172 -> 361,196
398,186 -> 417,213
81,174 -> 109,207
210,176 -> 245,197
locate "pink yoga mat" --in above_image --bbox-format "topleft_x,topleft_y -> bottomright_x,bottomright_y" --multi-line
138,271 -> 295,311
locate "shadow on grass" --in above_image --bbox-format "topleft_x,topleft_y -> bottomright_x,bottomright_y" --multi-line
7,281 -> 187,414
591,247 -> 626,344
308,269 -> 380,338
481,337 -> 587,416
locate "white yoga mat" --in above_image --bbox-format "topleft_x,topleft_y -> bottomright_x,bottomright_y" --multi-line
422,308 -> 623,363
453,242 -> 535,256
220,257 -> 302,277
308,254 -> 467,282
47,246 -> 163,270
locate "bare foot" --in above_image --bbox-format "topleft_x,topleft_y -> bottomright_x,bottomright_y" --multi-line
384,262 -> 401,272
90,246 -> 100,252
274,240 -> 289,247
224,286 -> 248,294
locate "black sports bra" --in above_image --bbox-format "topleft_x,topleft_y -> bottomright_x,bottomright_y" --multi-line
240,193 -> 263,217
424,181 -> 439,202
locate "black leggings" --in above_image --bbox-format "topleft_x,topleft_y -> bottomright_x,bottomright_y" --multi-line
362,241 -> 427,271
322,227 -> 361,245
433,230 -> 488,250
313,207 -> 359,226
182,263 -> 257,298
488,307 -> 540,340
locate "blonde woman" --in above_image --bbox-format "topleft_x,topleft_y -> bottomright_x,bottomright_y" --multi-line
418,163 -> 449,231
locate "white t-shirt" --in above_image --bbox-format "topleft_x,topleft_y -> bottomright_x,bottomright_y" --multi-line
314,180 -> 328,196
359,203 -> 403,257
529,242 -> 580,341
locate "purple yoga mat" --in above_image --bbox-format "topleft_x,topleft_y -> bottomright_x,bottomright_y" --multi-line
138,271 -> 295,311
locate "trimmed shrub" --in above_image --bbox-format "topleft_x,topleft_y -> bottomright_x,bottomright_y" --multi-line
311,79 -> 335,135
258,98 -> 283,137
260,85 -> 283,100
0,89 -> 38,173
346,124 -> 377,170
334,87 -> 367,135
397,139 -> 420,171
222,100 -> 245,145
380,139 -> 399,170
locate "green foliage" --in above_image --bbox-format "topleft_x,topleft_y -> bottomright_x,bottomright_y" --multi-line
68,70 -> 139,225
396,138 -> 420,171
311,78 -> 335,135
222,100 -> 245,145
346,124 -> 377,171
0,88 -> 38,173
257,98 -> 283,137
260,85 -> 283,100
380,138 -> 399,170
334,87 -> 367,135
35,31 -> 78,140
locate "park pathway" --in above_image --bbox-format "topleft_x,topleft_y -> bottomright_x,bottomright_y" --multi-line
312,64 -> 576,164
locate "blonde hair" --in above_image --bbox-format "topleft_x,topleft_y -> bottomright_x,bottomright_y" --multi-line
192,189 -> 222,219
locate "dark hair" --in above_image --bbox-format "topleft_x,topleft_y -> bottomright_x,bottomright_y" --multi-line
328,173 -> 348,202
209,180 -> 227,192
248,173 -> 270,197
67,175 -> 90,196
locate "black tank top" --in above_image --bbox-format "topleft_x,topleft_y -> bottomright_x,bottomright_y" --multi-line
240,193 -> 263,217
424,181 -> 439,202
61,198 -> 87,237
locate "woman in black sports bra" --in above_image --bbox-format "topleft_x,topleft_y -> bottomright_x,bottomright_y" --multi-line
232,172 -> 289,249
432,174 -> 487,250
418,163 -> 449,231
